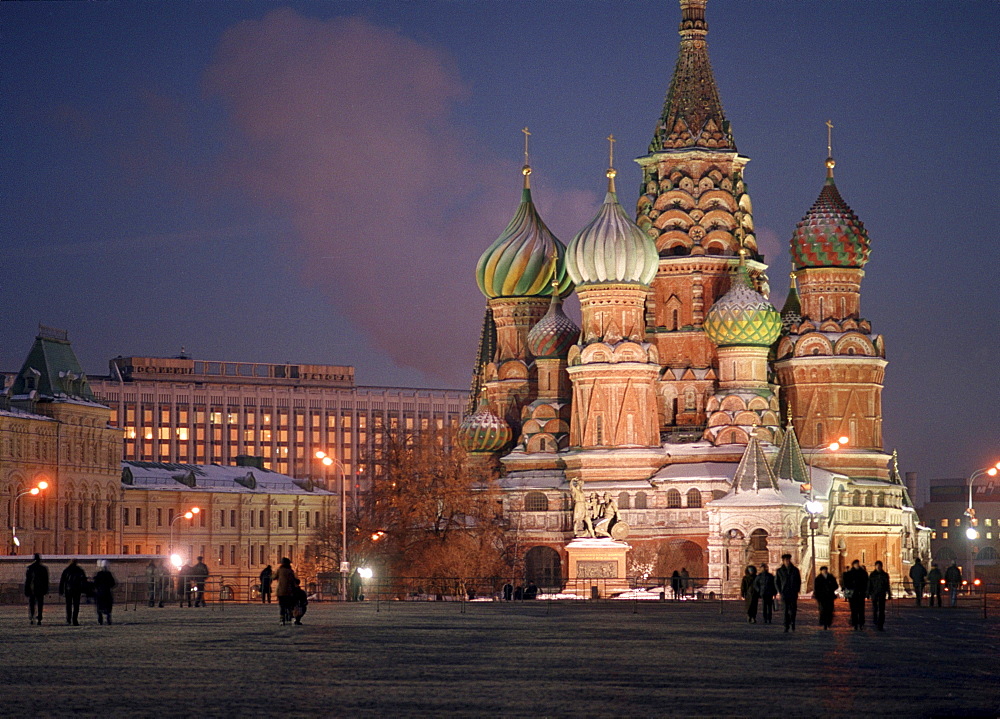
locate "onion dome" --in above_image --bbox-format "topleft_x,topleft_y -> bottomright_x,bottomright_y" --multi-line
526,293 -> 580,359
565,169 -> 658,287
458,395 -> 512,453
791,157 -> 870,270
704,255 -> 781,347
476,167 -> 573,299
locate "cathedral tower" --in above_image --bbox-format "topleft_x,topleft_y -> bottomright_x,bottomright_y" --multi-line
475,158 -> 573,442
774,150 -> 889,480
563,160 -> 661,480
635,0 -> 767,433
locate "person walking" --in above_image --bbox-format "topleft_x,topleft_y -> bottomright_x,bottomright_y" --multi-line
145,560 -> 158,607
775,554 -> 802,632
680,567 -> 691,598
274,557 -> 297,625
25,554 -> 49,626
909,558 -> 927,607
58,558 -> 87,626
670,571 -> 682,601
740,565 -> 759,623
190,556 -> 209,607
93,560 -> 117,625
944,560 -> 962,607
813,566 -> 838,629
868,560 -> 892,631
927,562 -> 943,607
291,578 -> 308,625
842,559 -> 869,630
753,563 -> 777,624
259,565 -> 273,604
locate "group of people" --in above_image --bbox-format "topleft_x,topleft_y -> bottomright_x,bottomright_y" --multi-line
24,554 -> 117,626
908,557 -> 965,608
501,582 -> 539,600
739,554 -> 803,631
143,557 -> 210,608
669,568 -> 693,600
740,556 -> 900,631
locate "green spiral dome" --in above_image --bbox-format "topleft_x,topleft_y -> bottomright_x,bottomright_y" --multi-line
458,397 -> 512,453
704,262 -> 781,347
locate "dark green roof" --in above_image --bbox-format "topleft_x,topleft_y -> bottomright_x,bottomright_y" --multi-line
772,423 -> 810,484
9,326 -> 94,401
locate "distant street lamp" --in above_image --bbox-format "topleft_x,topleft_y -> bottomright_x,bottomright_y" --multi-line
10,480 -> 48,555
800,437 -> 848,586
168,507 -> 201,561
964,461 -> 1000,583
316,450 -> 348,599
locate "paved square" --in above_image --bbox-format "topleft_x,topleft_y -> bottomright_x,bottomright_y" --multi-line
2,599 -> 998,717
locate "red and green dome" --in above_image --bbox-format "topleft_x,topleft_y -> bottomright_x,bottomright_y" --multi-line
526,294 -> 580,359
458,396 -> 512,454
791,162 -> 870,270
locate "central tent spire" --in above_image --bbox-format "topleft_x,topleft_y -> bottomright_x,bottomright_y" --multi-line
650,0 -> 734,152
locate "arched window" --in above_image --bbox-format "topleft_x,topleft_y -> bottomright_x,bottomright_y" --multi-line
595,416 -> 604,446
524,546 -> 562,589
671,309 -> 679,330
635,491 -> 648,509
524,492 -> 548,512
976,546 -> 998,561
876,493 -> 886,507
617,492 -> 631,510
666,489 -> 681,508
864,491 -> 874,507
686,489 -> 702,508
852,490 -> 861,507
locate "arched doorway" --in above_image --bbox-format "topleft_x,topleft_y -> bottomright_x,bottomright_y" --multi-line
524,546 -> 562,589
652,539 -> 706,581
749,529 -> 769,565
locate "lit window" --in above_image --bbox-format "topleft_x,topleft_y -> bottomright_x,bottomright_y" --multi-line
177,428 -> 189,441
942,531 -> 948,539
955,518 -> 961,526
210,412 -> 222,424
987,532 -> 993,540
158,427 -> 171,440
941,519 -> 948,527
986,519 -> 993,527
143,429 -> 153,440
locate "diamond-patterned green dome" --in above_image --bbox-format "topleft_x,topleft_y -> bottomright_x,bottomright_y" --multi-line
704,263 -> 781,347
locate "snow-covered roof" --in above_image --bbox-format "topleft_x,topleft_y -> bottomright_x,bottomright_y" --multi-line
651,461 -> 737,483
499,469 -> 566,490
0,406 -> 56,422
121,461 -> 331,495
711,477 -> 808,507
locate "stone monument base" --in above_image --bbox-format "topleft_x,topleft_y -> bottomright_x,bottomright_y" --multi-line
565,537 -> 631,598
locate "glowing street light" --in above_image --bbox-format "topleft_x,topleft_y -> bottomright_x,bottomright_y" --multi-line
799,436 -> 847,586
965,461 -> 999,582
11,480 -> 49,554
316,450 -> 348,599
168,506 -> 201,561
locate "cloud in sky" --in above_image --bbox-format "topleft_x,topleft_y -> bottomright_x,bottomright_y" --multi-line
204,10 -> 595,384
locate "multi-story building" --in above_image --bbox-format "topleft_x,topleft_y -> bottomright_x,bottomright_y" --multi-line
87,356 -> 468,501
1,327 -> 122,557
120,458 -> 336,588
912,475 -> 1000,583
460,0 -> 928,594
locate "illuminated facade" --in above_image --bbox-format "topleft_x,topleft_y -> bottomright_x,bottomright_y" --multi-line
462,0 -> 927,594
1,327 -> 122,556
87,356 -> 467,497
120,459 -> 336,586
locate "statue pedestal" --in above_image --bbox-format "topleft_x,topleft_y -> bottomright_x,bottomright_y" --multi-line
565,537 -> 631,598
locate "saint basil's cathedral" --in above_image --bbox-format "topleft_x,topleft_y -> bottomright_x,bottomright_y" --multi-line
459,0 -> 929,595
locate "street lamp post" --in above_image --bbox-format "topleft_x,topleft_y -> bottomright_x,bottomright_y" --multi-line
168,507 -> 201,563
964,462 -> 1000,585
800,437 -> 848,587
316,451 -> 348,599
10,480 -> 49,555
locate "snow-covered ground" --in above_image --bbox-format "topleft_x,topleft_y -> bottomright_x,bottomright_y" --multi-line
2,600 -> 997,717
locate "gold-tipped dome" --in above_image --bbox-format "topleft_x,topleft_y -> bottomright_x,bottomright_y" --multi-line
704,255 -> 781,347
476,138 -> 573,299
566,158 -> 659,287
458,395 -> 512,454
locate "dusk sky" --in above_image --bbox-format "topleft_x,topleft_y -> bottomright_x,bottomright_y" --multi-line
2,1 -> 998,481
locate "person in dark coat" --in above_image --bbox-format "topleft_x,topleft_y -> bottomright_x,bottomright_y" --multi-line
259,565 -> 273,604
775,554 -> 802,632
842,559 -> 869,630
502,582 -> 513,601
93,560 -> 117,625
59,558 -> 88,626
868,560 -> 892,631
909,558 -> 927,606
24,553 -> 49,625
670,571 -> 682,601
190,556 -> 209,607
944,560 -> 962,607
753,563 -> 777,624
812,565 -> 839,629
291,578 -> 308,626
274,557 -> 297,625
740,565 -> 759,623
926,562 -> 943,607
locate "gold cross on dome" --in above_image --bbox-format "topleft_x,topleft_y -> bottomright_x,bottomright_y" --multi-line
825,120 -> 834,157
522,127 -> 531,165
607,133 -> 616,168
